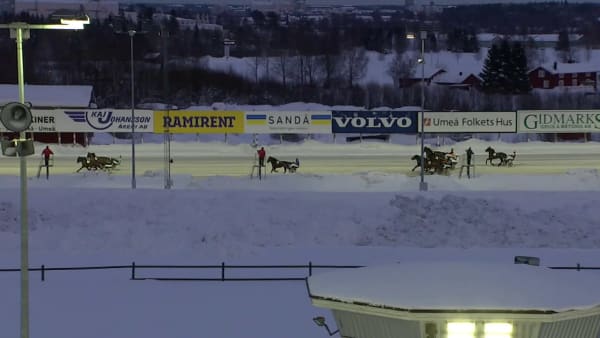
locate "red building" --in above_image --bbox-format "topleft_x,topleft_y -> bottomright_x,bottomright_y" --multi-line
528,62 -> 599,90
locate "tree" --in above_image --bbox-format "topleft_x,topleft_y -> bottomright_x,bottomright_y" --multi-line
556,30 -> 571,62
342,47 -> 368,88
510,42 -> 532,94
479,44 -> 502,93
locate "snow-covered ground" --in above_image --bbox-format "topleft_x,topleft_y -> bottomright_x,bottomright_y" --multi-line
1,138 -> 600,338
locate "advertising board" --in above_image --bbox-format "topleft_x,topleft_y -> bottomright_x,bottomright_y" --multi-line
245,111 -> 331,133
331,111 -> 418,133
154,110 -> 245,134
517,110 -> 600,133
422,111 -> 516,133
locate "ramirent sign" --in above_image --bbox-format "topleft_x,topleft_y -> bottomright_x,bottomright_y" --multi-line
0,109 -> 154,132
154,110 -> 245,133
332,111 -> 417,133
422,111 -> 516,133
518,110 -> 600,133
245,111 -> 331,133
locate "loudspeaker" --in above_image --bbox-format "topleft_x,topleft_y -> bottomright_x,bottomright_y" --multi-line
0,102 -> 33,132
1,139 -> 35,157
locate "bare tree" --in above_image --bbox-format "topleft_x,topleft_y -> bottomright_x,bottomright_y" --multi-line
342,47 -> 368,88
387,51 -> 412,88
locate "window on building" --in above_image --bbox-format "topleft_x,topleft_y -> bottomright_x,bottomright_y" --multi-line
447,322 -> 475,338
558,80 -> 564,86
543,80 -> 549,88
484,323 -> 513,338
573,79 -> 578,86
538,70 -> 545,78
559,73 -> 564,79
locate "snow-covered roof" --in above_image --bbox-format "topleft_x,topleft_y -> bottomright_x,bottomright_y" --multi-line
536,62 -> 600,74
0,84 -> 93,108
308,261 -> 600,313
477,33 -> 583,43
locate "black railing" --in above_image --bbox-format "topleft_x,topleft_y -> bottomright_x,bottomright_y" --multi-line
0,262 -> 598,282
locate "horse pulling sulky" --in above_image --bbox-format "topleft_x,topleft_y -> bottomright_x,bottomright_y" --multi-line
76,152 -> 121,172
266,156 -> 300,173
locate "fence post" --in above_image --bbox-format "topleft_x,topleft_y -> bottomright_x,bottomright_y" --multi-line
41,264 -> 45,281
221,262 -> 225,281
309,261 -> 312,277
577,263 -> 581,271
131,262 -> 136,280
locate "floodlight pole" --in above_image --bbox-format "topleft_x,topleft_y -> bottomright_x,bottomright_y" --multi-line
0,19 -> 88,338
419,30 -> 428,192
15,26 -> 29,338
129,30 -> 137,189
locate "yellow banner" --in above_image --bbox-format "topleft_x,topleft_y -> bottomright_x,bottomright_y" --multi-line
154,110 -> 245,133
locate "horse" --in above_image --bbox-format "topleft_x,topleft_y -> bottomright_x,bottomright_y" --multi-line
411,154 -> 426,172
267,156 -> 292,173
88,153 -> 121,167
485,146 -> 508,166
76,156 -> 101,172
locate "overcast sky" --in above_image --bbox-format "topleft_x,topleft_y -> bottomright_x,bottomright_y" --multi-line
113,0 -> 595,6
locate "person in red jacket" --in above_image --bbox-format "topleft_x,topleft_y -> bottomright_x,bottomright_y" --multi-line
257,147 -> 266,167
41,145 -> 54,167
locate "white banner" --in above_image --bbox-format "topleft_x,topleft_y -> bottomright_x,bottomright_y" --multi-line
245,111 -> 331,133
0,109 -> 154,132
421,111 -> 516,133
518,110 -> 600,133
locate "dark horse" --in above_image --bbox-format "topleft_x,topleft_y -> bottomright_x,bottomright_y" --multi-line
411,154 -> 427,172
76,156 -> 100,172
485,146 -> 508,166
267,156 -> 294,173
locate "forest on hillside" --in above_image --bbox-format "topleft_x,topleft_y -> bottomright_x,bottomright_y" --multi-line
1,2 -> 600,110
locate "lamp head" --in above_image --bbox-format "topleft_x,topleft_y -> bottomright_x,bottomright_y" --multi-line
313,316 -> 326,327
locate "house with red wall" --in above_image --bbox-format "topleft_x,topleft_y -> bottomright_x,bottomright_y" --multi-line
528,62 -> 599,90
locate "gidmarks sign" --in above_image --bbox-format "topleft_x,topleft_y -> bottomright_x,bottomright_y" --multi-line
422,111 -> 516,133
332,111 -> 417,133
518,110 -> 600,133
0,109 -> 154,132
245,111 -> 331,133
154,110 -> 245,133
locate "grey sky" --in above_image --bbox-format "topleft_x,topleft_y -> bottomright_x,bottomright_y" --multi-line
114,0 -> 597,5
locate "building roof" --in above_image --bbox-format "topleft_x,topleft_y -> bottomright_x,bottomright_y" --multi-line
308,261 -> 600,314
534,62 -> 600,74
0,84 -> 93,108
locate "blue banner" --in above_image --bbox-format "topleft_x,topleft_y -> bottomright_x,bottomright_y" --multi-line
332,111 -> 418,133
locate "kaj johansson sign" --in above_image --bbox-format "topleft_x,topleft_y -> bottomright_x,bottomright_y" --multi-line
518,110 -> 600,133
0,109 -> 154,132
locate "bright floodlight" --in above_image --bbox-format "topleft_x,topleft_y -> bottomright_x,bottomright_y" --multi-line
60,15 -> 90,29
484,322 -> 513,338
448,322 -> 476,338
406,33 -> 416,39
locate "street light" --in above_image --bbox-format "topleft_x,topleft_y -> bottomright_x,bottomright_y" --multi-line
407,30 -> 428,191
114,25 -> 145,189
0,16 -> 89,338
128,30 -> 137,189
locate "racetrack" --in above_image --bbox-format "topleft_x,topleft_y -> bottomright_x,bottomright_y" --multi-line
1,151 -> 598,178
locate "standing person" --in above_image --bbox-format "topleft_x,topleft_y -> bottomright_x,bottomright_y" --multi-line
41,145 -> 54,180
257,147 -> 266,167
466,147 -> 474,178
42,145 -> 54,167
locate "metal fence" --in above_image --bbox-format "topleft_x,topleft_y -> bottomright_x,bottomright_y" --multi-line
0,262 -> 598,282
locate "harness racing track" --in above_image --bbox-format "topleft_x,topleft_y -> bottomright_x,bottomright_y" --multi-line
0,145 -> 598,178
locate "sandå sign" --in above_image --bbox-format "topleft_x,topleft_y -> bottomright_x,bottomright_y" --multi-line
245,111 -> 331,133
